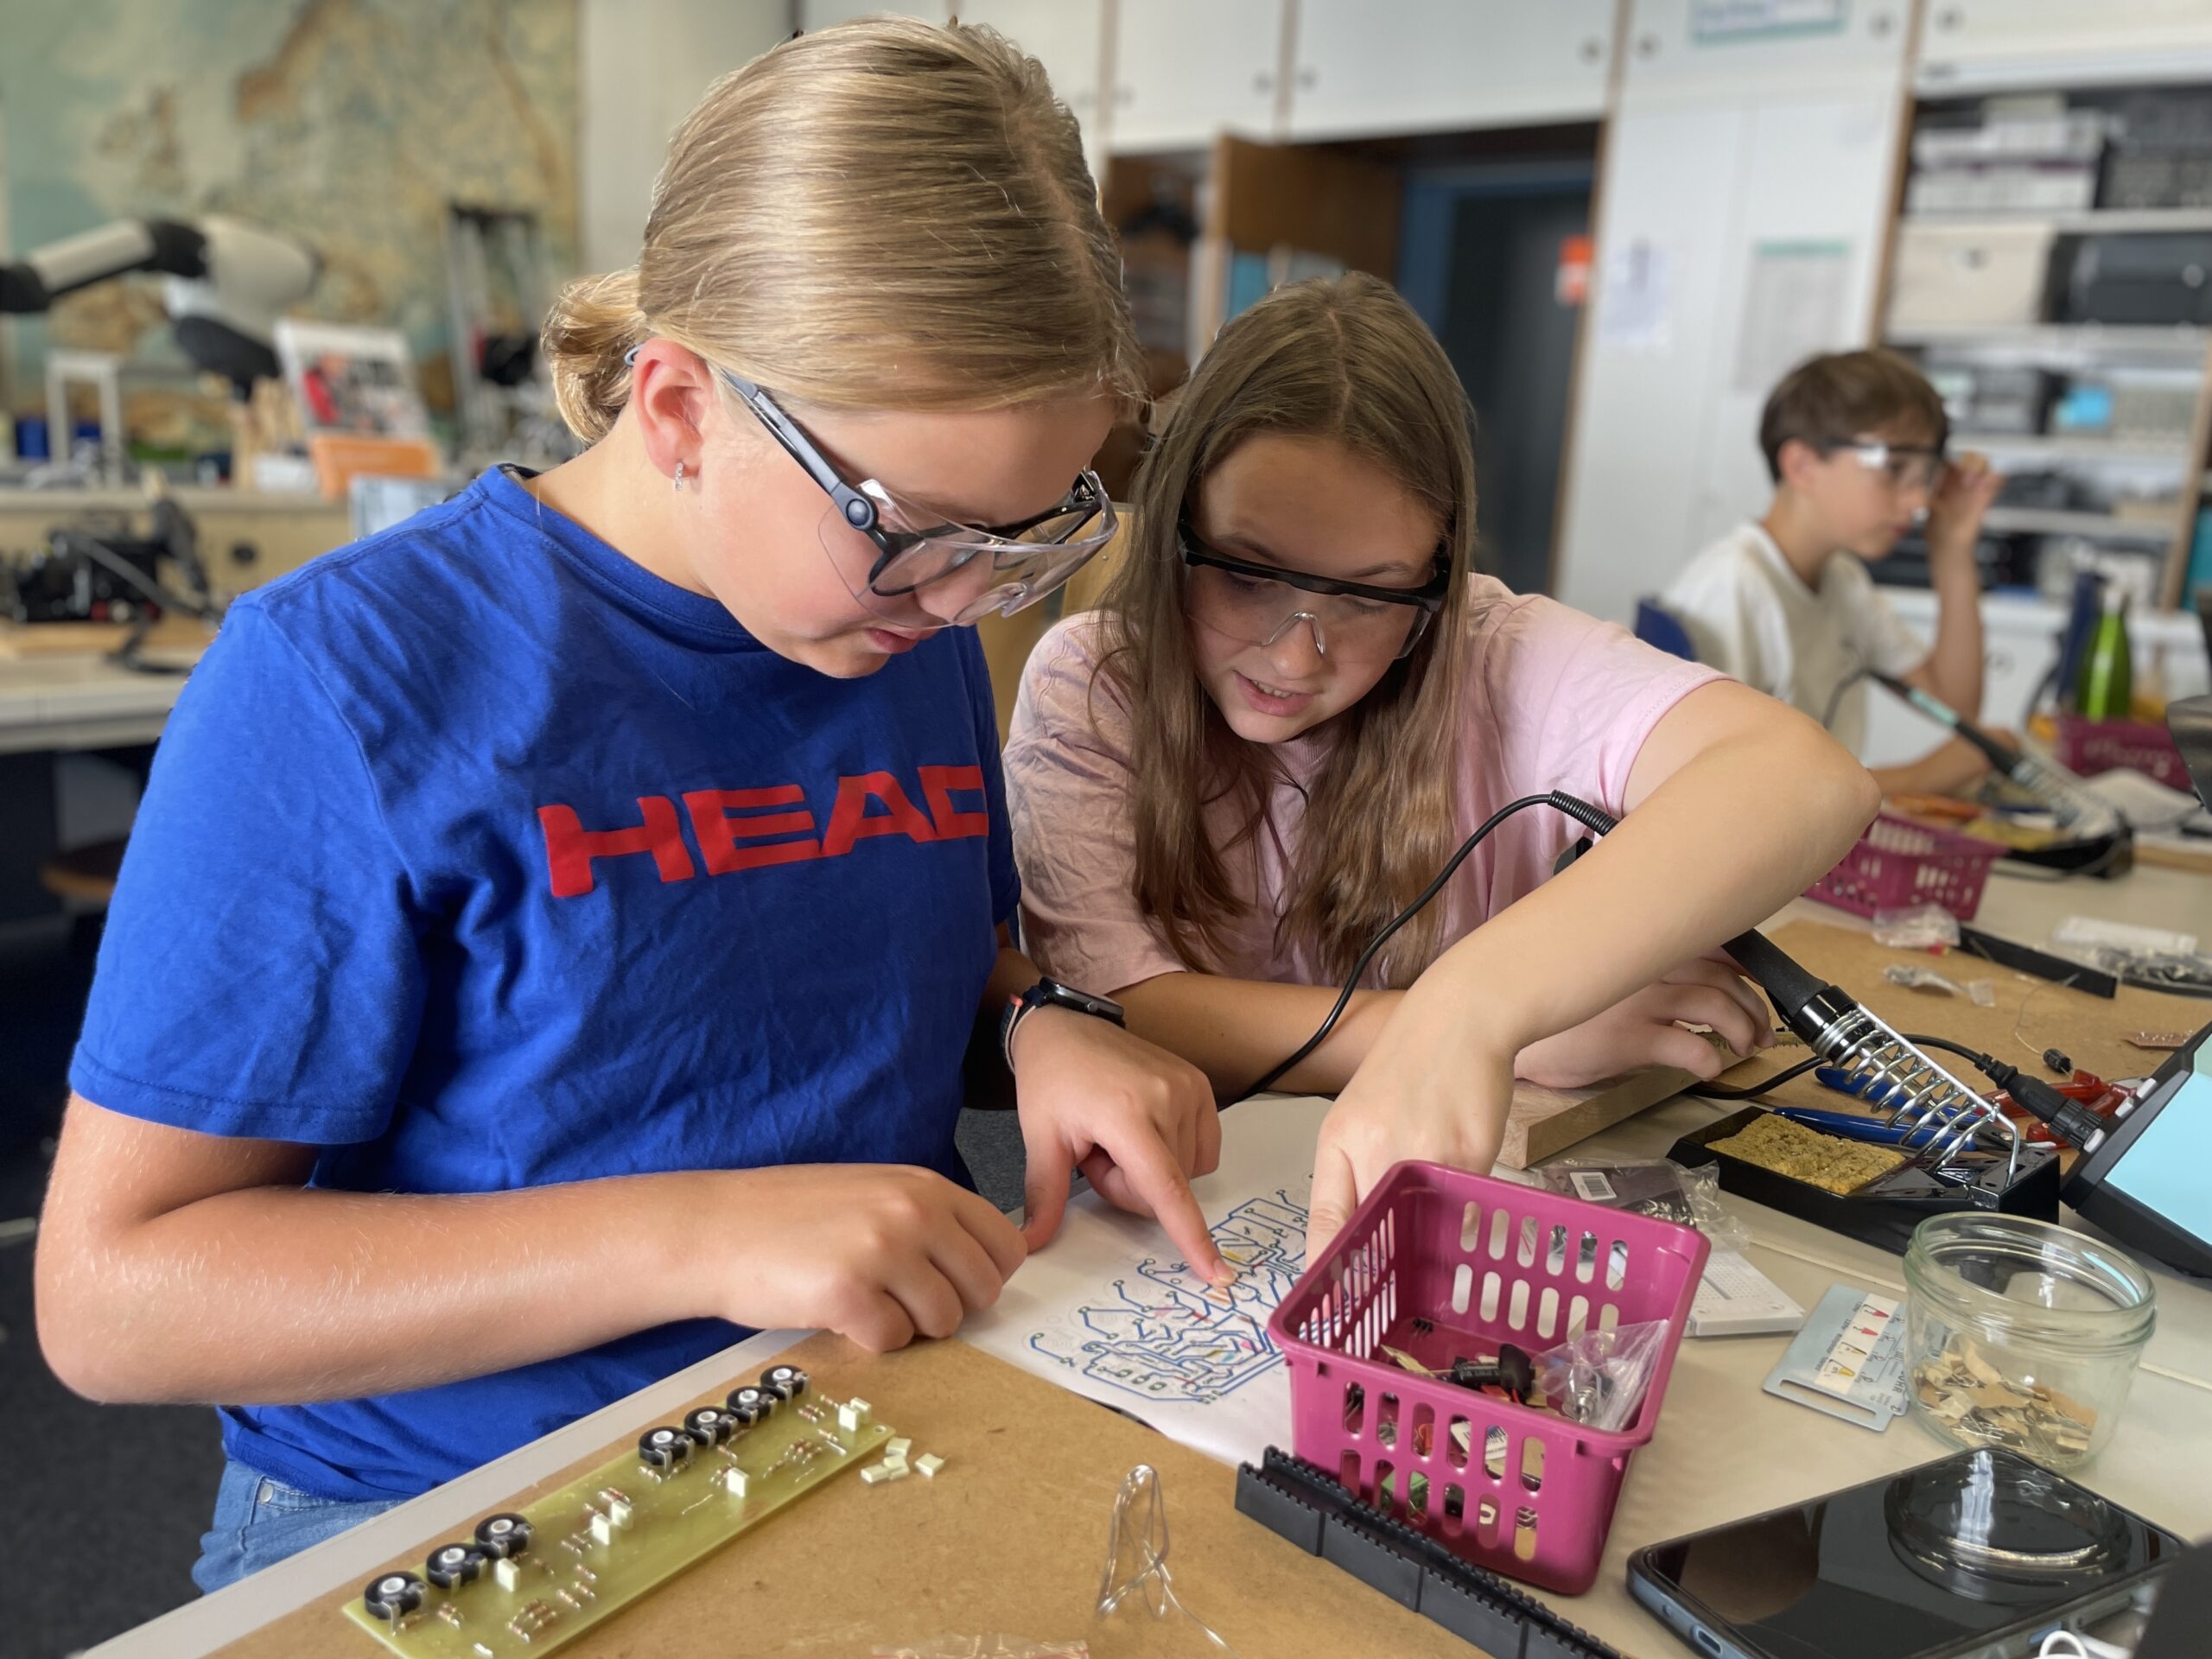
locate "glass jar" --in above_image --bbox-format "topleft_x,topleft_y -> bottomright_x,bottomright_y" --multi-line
1902,1214 -> 2156,1471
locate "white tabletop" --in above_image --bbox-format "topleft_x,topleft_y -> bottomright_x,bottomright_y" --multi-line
0,651 -> 190,755
83,868 -> 2212,1658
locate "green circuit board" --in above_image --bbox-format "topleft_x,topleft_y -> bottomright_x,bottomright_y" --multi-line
343,1367 -> 890,1656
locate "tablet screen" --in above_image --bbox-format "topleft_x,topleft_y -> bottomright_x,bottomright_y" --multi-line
1635,1449 -> 2180,1659
2103,1067 -> 2212,1239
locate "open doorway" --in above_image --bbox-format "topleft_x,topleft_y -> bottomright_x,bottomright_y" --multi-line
1395,137 -> 1599,599
1103,125 -> 1600,598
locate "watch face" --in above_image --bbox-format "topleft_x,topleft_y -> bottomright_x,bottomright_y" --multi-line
1039,980 -> 1122,1022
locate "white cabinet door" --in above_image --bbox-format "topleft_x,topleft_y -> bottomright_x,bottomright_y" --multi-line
1620,0 -> 1911,100
1919,0 -> 2212,93
1108,0 -> 1285,155
1554,89 -> 1904,627
959,0 -> 1109,175
1287,0 -> 1614,141
1554,101 -> 1749,627
1923,0 -> 2212,60
959,0 -> 1108,129
798,2 -> 947,30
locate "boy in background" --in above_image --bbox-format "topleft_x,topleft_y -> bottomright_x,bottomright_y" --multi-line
1663,348 -> 2005,796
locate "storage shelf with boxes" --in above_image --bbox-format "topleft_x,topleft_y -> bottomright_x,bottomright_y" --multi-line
1883,81 -> 2212,611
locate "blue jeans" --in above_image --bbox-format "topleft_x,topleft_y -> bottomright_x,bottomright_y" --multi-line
193,1459 -> 403,1594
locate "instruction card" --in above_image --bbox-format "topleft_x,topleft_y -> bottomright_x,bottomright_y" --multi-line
962,1095 -> 1332,1469
1762,1285 -> 1910,1432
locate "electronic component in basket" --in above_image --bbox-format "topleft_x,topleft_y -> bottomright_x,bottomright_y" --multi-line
342,1366 -> 893,1656
1705,1113 -> 1908,1194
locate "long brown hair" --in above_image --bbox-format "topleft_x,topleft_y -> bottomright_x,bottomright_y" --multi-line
541,17 -> 1144,436
1096,274 -> 1478,987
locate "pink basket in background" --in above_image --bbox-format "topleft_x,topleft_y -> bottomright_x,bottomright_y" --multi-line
1268,1161 -> 1707,1596
2053,714 -> 2190,792
1806,810 -> 2005,922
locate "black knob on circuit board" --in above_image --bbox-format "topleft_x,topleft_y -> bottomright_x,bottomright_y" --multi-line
424,1542 -> 485,1589
474,1512 -> 532,1559
639,1425 -> 693,1468
724,1384 -> 777,1424
684,1406 -> 735,1446
763,1363 -> 809,1401
362,1570 -> 425,1620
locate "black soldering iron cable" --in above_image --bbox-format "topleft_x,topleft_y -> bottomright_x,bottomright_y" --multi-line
1233,791 -> 1618,1099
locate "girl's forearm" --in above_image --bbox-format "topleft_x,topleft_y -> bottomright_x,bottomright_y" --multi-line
1115,973 -> 1399,1098
37,1103 -> 729,1406
1407,721 -> 1876,1058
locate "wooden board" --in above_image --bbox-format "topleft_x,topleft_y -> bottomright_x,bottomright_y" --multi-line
2133,838 -> 2212,876
1497,1068 -> 1702,1170
214,1334 -> 1488,1659
1708,919 -> 2210,1125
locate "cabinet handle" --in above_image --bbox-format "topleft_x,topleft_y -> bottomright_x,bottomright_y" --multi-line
1115,85 -> 1133,105
1936,5 -> 1963,29
1870,10 -> 1894,35
1296,66 -> 1316,89
1253,72 -> 1274,93
1579,37 -> 1603,63
1636,33 -> 1659,58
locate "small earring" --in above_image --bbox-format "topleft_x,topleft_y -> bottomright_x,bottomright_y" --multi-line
673,459 -> 686,493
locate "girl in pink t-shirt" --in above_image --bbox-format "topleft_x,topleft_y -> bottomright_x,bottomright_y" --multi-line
1004,275 -> 1878,1256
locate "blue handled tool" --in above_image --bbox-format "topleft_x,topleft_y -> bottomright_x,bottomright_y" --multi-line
1813,1066 -> 1913,1112
1773,1103 -> 1927,1147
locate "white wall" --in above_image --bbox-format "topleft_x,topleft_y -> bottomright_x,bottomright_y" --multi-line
578,0 -> 793,275
1554,0 -> 1914,627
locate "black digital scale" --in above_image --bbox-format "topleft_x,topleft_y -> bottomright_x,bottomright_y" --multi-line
1629,1447 -> 2189,1659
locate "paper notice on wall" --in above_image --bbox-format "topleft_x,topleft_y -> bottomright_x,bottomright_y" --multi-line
1732,239 -> 1853,393
1599,238 -> 1675,353
1692,0 -> 1847,42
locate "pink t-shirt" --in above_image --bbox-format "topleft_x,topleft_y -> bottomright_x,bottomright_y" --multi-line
1003,576 -> 1724,993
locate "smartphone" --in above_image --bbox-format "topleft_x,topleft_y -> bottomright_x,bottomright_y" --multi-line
1627,1447 -> 2183,1659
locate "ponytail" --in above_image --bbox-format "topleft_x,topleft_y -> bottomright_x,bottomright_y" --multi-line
541,267 -> 648,444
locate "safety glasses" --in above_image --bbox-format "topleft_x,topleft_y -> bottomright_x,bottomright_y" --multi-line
1817,437 -> 1948,493
1178,523 -> 1447,665
718,368 -> 1117,630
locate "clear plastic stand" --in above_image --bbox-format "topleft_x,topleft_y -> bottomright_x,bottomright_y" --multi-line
1091,1465 -> 1242,1657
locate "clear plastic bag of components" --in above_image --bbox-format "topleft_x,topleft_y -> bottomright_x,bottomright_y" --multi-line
1872,901 -> 1962,950
1535,1158 -> 1751,1254
1530,1319 -> 1670,1433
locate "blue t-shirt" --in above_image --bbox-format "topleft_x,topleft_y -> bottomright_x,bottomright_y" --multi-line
70,466 -> 1017,1500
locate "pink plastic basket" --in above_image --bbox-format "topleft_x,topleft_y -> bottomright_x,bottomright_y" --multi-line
1805,810 -> 2005,922
1268,1161 -> 1707,1595
2053,714 -> 2190,792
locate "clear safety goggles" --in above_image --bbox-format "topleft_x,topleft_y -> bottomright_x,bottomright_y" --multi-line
1817,437 -> 1948,493
719,368 -> 1117,630
1179,524 -> 1447,666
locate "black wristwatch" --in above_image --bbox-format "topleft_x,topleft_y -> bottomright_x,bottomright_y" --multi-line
1000,977 -> 1127,1070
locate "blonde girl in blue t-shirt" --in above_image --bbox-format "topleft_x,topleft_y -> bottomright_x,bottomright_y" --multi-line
35,20 -> 1219,1588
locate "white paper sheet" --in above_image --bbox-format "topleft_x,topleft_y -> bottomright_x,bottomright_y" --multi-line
962,1095 -> 1334,1468
1598,238 -> 1674,353
1732,239 -> 1853,394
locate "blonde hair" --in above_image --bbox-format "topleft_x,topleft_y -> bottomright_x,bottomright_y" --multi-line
1096,274 -> 1478,987
543,17 -> 1143,440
